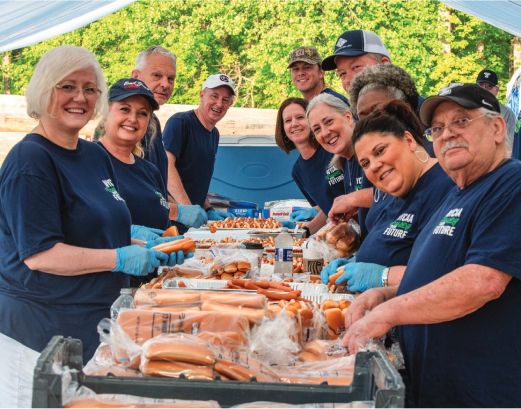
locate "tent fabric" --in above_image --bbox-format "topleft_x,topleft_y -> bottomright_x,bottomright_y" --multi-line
441,0 -> 521,38
0,0 -> 135,53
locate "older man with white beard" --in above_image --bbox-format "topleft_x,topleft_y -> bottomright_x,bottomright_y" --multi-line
342,83 -> 521,408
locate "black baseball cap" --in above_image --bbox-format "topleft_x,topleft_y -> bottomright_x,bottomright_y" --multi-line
419,83 -> 501,127
322,30 -> 391,71
476,69 -> 498,86
108,78 -> 159,110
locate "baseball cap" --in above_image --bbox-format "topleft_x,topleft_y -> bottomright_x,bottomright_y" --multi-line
108,78 -> 159,110
476,69 -> 498,86
287,46 -> 322,68
202,74 -> 236,95
322,30 -> 391,71
419,83 -> 500,127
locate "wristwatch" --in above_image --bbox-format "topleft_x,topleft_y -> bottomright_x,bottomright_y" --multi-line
302,226 -> 311,238
381,267 -> 390,287
205,206 -> 215,213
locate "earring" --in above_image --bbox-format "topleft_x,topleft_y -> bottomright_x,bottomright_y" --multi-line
415,150 -> 429,163
283,135 -> 290,143
373,187 -> 381,203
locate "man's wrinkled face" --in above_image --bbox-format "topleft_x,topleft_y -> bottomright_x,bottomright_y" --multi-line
132,54 -> 176,105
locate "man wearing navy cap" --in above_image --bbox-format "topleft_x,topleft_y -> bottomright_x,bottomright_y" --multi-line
287,46 -> 349,104
476,69 -> 516,156
162,74 -> 236,231
344,83 -> 521,407
322,30 -> 390,91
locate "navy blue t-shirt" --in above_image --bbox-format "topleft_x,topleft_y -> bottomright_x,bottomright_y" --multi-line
162,110 -> 219,207
142,114 -> 168,191
291,146 -> 344,214
0,134 -> 131,361
343,155 -> 364,194
397,159 -> 521,408
98,142 -> 170,230
356,164 -> 453,267
321,87 -> 350,107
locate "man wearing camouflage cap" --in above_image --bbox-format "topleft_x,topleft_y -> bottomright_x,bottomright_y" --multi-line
288,46 -> 348,104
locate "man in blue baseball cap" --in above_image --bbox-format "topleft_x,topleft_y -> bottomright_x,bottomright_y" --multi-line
322,30 -> 390,92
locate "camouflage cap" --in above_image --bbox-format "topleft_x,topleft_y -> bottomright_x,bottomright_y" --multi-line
287,46 -> 322,68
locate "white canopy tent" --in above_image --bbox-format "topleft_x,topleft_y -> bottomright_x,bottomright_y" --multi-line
0,1 -> 521,53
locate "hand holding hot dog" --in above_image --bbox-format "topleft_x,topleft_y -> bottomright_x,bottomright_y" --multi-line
130,225 -> 165,241
112,245 -> 168,276
145,236 -> 193,267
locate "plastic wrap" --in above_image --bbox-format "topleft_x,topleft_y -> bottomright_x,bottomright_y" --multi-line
274,356 -> 356,385
309,220 -> 361,262
232,402 -> 374,408
206,245 -> 260,279
299,339 -> 350,361
83,343 -> 142,377
250,310 -> 300,366
64,386 -> 220,408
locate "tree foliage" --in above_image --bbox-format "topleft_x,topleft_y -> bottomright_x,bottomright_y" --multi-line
0,0 -> 514,106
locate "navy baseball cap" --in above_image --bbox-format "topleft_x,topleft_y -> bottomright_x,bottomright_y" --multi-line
108,78 -> 159,110
322,30 -> 391,71
476,69 -> 498,86
419,83 -> 500,127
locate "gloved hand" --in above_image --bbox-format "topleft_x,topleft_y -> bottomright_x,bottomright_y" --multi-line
281,221 -> 295,229
145,236 -> 194,267
337,262 -> 387,292
290,208 -> 318,222
130,225 -> 165,241
175,204 -> 208,228
112,245 -> 168,276
320,257 -> 353,284
207,209 -> 235,221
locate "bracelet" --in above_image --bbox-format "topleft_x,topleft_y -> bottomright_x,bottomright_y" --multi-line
381,267 -> 390,287
302,226 -> 311,238
205,206 -> 215,213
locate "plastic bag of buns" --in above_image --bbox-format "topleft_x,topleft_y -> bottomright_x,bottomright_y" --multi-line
311,220 -> 361,262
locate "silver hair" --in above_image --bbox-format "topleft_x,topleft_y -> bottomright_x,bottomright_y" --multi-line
479,107 -> 510,152
134,46 -> 177,71
306,93 -> 352,121
355,83 -> 407,115
25,45 -> 108,120
478,107 -> 501,120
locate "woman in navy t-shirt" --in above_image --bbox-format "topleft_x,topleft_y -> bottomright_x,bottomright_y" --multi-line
96,78 -> 180,284
0,47 -> 178,407
275,98 -> 344,236
320,101 -> 454,292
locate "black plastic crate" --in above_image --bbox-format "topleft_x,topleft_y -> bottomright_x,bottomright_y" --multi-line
33,336 -> 404,408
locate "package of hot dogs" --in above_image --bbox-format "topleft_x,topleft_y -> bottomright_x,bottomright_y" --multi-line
64,386 -> 220,408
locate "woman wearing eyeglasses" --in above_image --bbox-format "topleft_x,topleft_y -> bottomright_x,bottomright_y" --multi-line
0,46 -> 179,407
320,100 -> 454,292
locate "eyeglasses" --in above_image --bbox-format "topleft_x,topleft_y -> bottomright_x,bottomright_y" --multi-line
478,83 -> 497,91
424,114 -> 487,141
55,84 -> 102,98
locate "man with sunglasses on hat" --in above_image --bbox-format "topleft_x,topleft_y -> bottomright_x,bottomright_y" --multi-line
342,83 -> 521,407
476,69 -> 516,156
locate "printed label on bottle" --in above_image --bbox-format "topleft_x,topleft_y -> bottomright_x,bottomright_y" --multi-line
275,248 -> 293,262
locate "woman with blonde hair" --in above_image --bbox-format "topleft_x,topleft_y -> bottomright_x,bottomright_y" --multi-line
0,46 -> 182,407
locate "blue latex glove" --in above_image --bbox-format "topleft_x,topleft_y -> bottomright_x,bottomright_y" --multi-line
145,236 -> 194,267
176,204 -> 208,228
290,208 -> 318,222
207,209 -> 236,221
320,257 -> 353,284
337,262 -> 387,292
281,221 -> 295,229
130,225 -> 165,241
112,245 -> 168,276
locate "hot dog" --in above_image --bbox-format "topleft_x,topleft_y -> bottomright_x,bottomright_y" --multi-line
201,301 -> 266,325
143,335 -> 215,366
162,225 -> 180,237
134,289 -> 201,306
141,359 -> 215,380
152,238 -> 196,255
199,292 -> 267,309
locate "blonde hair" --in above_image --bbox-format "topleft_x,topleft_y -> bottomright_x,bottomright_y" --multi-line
25,45 -> 108,120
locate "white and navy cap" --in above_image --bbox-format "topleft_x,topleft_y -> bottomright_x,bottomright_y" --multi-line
202,74 -> 236,95
322,30 -> 391,71
419,83 -> 501,127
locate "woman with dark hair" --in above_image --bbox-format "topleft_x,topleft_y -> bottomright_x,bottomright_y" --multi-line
321,100 -> 454,291
275,97 -> 344,236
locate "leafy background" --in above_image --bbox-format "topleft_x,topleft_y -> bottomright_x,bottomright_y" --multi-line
0,0 -> 515,107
